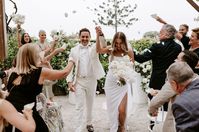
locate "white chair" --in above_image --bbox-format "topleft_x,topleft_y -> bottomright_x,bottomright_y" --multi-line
146,88 -> 167,132
147,105 -> 167,132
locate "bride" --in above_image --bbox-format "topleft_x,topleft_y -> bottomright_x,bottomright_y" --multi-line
95,27 -> 135,132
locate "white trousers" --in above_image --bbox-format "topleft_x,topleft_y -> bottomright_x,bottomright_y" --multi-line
74,77 -> 97,132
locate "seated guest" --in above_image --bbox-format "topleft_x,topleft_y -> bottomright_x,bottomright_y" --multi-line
148,50 -> 199,132
167,61 -> 199,131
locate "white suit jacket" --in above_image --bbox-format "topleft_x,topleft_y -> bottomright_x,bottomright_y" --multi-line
66,43 -> 105,84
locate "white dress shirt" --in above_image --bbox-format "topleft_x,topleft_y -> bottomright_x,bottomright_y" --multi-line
78,45 -> 93,77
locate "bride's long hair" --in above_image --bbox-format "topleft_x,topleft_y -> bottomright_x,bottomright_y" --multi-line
111,32 -> 128,55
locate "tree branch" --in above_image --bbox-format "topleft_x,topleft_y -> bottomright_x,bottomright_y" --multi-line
6,0 -> 18,32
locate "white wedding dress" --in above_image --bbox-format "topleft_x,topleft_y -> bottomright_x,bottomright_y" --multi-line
104,56 -> 137,132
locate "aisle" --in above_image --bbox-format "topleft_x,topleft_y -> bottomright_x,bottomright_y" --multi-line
54,94 -> 161,132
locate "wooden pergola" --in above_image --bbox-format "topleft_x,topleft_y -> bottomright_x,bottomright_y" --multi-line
0,0 -> 7,60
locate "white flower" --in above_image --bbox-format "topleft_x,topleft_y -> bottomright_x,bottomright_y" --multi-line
151,13 -> 158,19
134,59 -> 152,91
143,78 -> 148,84
146,65 -> 151,70
110,57 -> 136,86
53,35 -> 59,41
103,54 -> 107,57
11,13 -> 25,25
143,68 -> 147,73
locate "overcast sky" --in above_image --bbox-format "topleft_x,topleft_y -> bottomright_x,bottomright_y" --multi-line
5,0 -> 199,40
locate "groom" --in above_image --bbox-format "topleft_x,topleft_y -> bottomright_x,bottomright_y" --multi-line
66,28 -> 105,132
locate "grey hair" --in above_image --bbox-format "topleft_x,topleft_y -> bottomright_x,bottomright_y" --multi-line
167,61 -> 194,84
162,24 -> 177,39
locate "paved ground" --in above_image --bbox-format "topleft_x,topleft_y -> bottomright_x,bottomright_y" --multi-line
54,94 -> 162,132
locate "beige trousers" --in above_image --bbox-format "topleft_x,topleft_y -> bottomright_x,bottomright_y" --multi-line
74,76 -> 97,132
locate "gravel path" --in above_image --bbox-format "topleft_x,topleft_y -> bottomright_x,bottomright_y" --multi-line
54,94 -> 162,132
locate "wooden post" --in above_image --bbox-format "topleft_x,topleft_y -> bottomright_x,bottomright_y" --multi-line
0,0 -> 7,60
187,0 -> 199,12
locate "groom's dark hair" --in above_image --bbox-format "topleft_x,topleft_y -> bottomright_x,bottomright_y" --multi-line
79,28 -> 91,36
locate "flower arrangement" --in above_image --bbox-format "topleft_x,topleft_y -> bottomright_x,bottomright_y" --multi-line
11,13 -> 25,25
50,30 -> 66,42
50,30 -> 69,50
109,56 -> 136,86
134,61 -> 152,91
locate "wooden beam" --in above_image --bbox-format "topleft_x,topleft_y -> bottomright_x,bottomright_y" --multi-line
187,0 -> 199,12
0,0 -> 7,60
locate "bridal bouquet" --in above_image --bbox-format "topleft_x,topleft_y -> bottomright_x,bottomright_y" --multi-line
11,13 -> 25,25
109,56 -> 136,86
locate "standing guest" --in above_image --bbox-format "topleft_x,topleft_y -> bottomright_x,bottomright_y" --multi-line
17,24 -> 32,48
167,61 -> 199,131
134,24 -> 181,130
0,91 -> 35,132
154,16 -> 190,50
37,30 -> 56,55
189,27 -> 199,55
18,33 -> 32,47
95,26 -> 134,132
36,29 -> 66,101
134,24 -> 181,98
5,43 -> 74,132
189,27 -> 199,74
66,28 -> 105,132
175,24 -> 190,50
148,50 -> 199,132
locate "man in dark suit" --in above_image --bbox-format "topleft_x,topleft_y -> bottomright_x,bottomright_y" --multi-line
134,24 -> 182,97
167,61 -> 199,131
134,24 -> 182,130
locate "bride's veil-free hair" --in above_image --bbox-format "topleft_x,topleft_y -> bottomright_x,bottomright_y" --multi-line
111,32 -> 128,53
110,32 -> 128,61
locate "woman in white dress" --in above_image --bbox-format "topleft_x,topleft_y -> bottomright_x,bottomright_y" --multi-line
96,27 -> 134,132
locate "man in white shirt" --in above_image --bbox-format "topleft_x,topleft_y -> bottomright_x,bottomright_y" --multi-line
66,28 -> 105,132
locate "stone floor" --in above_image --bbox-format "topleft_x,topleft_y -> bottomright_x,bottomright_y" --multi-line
54,94 -> 162,132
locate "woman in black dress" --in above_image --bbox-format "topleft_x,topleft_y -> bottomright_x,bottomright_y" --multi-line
5,43 -> 74,132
